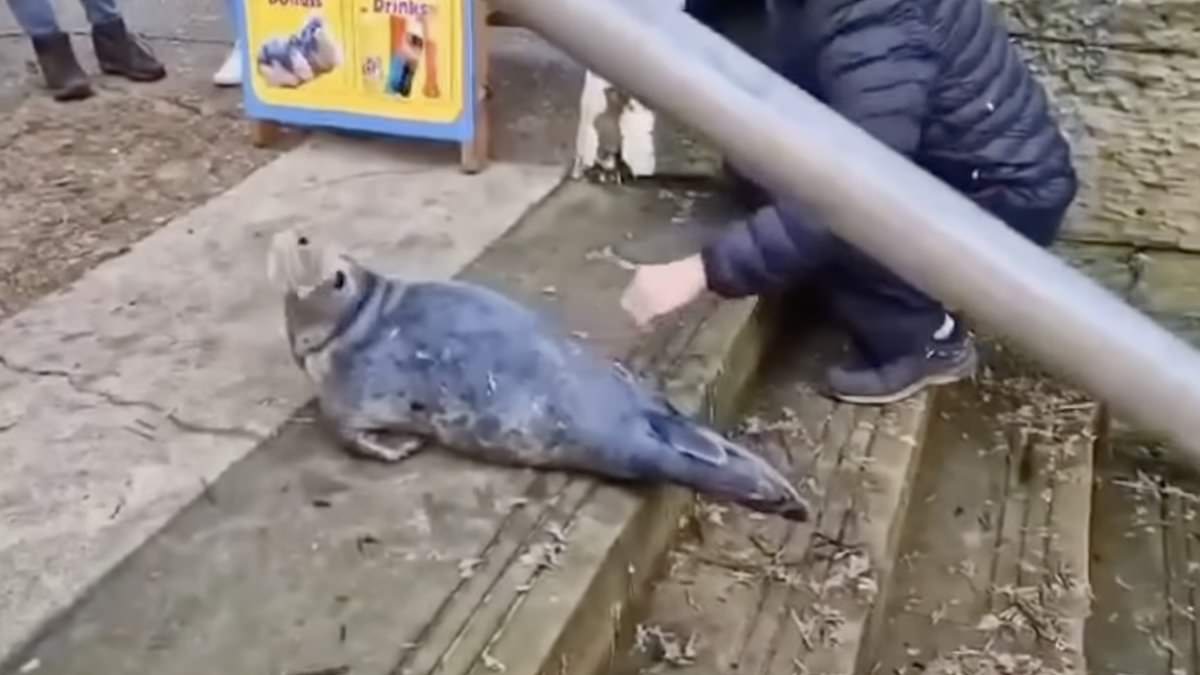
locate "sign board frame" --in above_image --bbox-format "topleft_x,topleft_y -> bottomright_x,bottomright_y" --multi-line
232,0 -> 486,167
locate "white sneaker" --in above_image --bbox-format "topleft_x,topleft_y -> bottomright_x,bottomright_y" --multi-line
213,43 -> 243,87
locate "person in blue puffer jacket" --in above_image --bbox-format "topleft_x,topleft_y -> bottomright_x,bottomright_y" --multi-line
621,0 -> 1078,405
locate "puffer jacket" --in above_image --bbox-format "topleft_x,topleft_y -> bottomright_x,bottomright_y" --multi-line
701,0 -> 1078,298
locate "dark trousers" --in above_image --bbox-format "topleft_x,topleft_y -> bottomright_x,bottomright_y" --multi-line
831,192 -> 1069,363
728,167 -> 1072,363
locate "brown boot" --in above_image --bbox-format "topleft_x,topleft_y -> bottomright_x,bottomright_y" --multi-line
31,32 -> 94,102
91,18 -> 166,82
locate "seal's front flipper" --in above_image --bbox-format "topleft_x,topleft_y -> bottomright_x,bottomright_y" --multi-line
346,430 -> 427,464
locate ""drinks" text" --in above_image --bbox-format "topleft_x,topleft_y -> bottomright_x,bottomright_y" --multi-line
372,0 -> 433,16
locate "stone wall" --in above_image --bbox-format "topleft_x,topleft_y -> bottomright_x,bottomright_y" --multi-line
996,0 -> 1200,248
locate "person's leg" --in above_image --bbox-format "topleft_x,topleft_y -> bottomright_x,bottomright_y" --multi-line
821,240 -> 977,404
79,0 -> 120,25
971,180 -> 1074,249
6,0 -> 60,35
214,43 -> 242,86
7,0 -> 94,100
83,0 -> 166,82
818,181 -> 1074,405
828,251 -> 949,362
213,0 -> 242,86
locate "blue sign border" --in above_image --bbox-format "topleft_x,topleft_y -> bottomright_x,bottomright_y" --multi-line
232,0 -> 478,142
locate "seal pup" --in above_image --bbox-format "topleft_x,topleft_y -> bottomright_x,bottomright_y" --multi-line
265,230 -> 810,521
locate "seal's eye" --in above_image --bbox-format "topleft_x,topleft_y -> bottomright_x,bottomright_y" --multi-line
298,236 -> 309,246
333,270 -> 346,290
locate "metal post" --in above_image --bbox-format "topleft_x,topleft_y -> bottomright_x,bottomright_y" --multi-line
493,0 -> 1200,457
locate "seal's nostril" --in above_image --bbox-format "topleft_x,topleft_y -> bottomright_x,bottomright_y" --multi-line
298,236 -> 309,246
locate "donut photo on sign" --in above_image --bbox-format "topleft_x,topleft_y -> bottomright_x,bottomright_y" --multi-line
257,14 -> 343,88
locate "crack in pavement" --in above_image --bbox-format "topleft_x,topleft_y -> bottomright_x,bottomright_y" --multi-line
0,353 -> 267,442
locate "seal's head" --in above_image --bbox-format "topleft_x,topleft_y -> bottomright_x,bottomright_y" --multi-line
266,229 -> 375,363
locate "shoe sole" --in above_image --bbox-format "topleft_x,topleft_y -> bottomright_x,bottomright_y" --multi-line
99,64 -> 167,82
830,347 -> 980,406
53,83 -> 94,102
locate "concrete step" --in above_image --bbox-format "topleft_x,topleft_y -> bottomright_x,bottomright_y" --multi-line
0,181 -> 776,675
590,259 -> 1178,675
1087,439 -> 1200,675
604,331 -> 1102,675
608,310 -> 935,675
867,341 -> 1098,674
1056,241 -> 1200,675
553,1 -> 1192,672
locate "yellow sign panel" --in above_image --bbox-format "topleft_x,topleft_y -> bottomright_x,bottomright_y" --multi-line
243,0 -> 466,125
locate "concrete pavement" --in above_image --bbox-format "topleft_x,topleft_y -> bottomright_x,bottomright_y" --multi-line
1,2 -> 580,653
0,181 -> 770,675
0,12 -> 596,655
0,0 -> 739,667
0,132 -> 565,660
1,0 -> 588,655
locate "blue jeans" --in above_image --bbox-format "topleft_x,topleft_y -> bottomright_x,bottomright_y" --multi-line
6,0 -> 121,37
224,0 -> 237,36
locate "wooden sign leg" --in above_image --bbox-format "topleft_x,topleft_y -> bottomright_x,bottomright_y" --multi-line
460,0 -> 491,174
251,119 -> 284,149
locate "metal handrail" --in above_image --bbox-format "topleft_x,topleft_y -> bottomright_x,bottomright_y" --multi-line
493,0 -> 1200,458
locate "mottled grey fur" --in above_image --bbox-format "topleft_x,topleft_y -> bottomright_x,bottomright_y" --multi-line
266,229 -> 809,521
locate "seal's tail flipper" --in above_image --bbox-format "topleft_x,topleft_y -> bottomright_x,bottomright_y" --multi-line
644,411 -> 811,522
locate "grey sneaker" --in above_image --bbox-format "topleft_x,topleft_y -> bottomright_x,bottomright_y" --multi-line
826,332 -> 978,405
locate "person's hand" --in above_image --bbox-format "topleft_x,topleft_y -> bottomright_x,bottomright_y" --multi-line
620,254 -> 707,330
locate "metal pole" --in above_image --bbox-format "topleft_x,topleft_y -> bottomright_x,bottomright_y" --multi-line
493,0 -> 1200,457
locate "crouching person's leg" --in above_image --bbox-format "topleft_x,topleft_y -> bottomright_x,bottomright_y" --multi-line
822,242 -> 978,405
